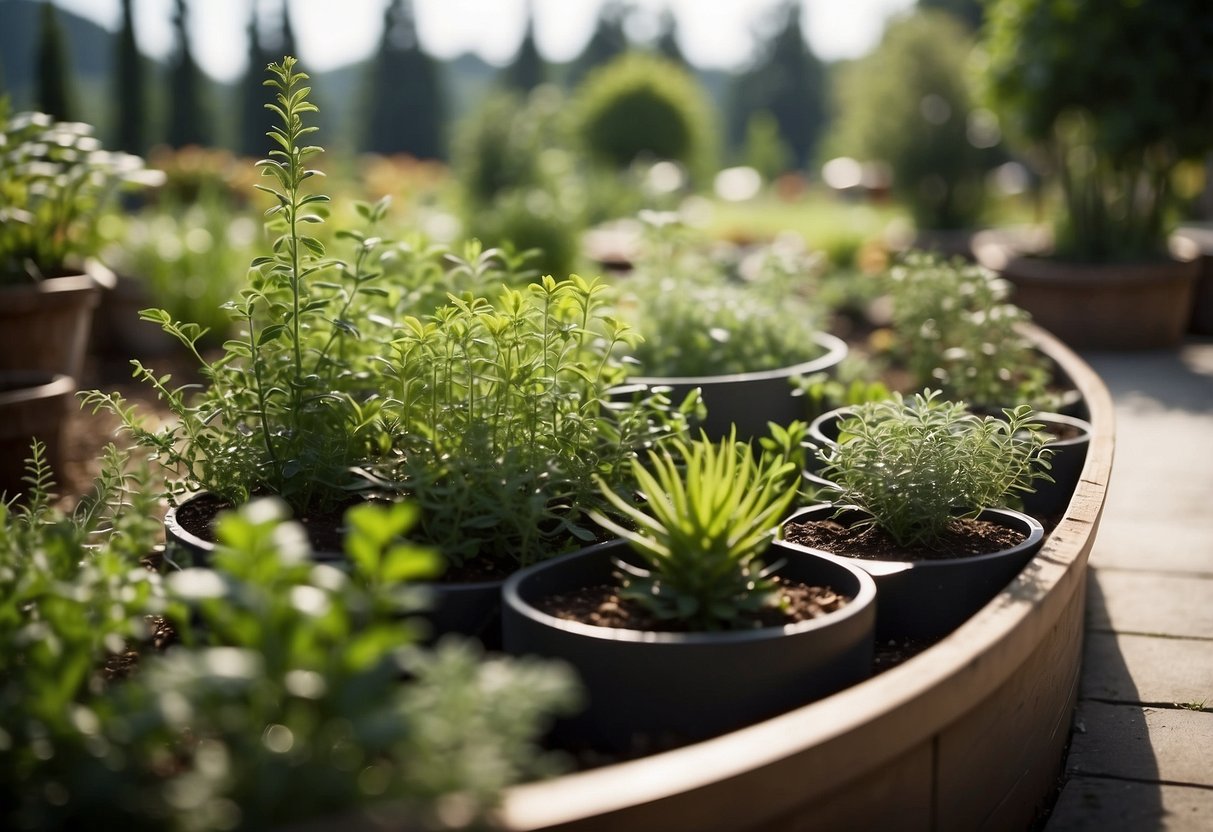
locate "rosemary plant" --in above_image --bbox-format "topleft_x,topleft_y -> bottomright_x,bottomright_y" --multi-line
818,390 -> 1054,546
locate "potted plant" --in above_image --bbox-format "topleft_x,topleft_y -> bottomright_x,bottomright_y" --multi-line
502,428 -> 876,752
974,0 -> 1213,349
619,214 -> 848,440
782,390 -> 1051,642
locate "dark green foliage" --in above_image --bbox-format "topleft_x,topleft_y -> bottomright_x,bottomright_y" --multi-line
825,10 -> 990,230
573,52 -> 716,183
238,1 -> 271,158
984,0 -> 1213,261
360,0 -> 445,159
35,0 -> 73,121
502,5 -> 546,92
165,0 -> 212,148
918,0 -> 984,30
727,1 -> 826,169
567,0 -> 629,86
279,0 -> 298,62
112,0 -> 145,155
655,10 -> 687,67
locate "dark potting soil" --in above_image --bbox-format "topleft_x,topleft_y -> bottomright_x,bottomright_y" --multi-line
535,577 -> 851,633
176,492 -> 366,557
783,516 -> 1026,561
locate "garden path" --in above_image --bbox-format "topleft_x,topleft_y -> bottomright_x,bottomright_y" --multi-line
1045,338 -> 1213,831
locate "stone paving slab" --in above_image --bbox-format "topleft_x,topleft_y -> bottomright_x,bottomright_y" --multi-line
1066,701 -> 1213,786
1046,776 -> 1213,831
1081,632 -> 1213,705
1088,520 -> 1213,574
1087,570 -> 1213,640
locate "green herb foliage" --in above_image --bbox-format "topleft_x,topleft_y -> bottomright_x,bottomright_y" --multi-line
591,428 -> 801,631
887,251 -> 1054,410
374,272 -> 693,568
819,390 -> 1053,546
0,109 -> 155,283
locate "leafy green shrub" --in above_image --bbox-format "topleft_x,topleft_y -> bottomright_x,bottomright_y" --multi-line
984,0 -> 1213,261
886,251 -> 1054,409
85,59 -> 396,514
622,215 -> 829,376
372,273 -> 695,570
824,10 -> 991,230
818,390 -> 1053,546
0,109 -> 157,283
573,52 -> 717,185
461,185 -> 583,279
590,428 -> 802,631
0,452 -> 578,830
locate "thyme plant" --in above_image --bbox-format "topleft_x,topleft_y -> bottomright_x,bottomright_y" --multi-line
85,58 -> 393,513
818,390 -> 1054,546
590,430 -> 802,631
372,273 -> 694,569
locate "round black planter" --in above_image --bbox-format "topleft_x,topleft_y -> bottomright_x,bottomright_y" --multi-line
501,538 -> 876,753
164,493 -> 505,648
1023,412 -> 1092,520
782,504 -> 1045,642
803,405 -> 852,479
629,331 -> 848,442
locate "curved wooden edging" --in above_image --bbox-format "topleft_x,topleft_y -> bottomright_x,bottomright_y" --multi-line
495,323 -> 1114,832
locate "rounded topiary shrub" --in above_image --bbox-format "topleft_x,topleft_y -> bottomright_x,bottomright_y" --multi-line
573,52 -> 716,184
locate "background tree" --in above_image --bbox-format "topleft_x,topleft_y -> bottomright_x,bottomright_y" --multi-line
918,0 -> 984,31
501,3 -> 545,92
239,0 -> 271,157
823,10 -> 992,230
655,10 -> 687,68
360,0 -> 445,159
35,0 -> 74,121
112,0 -> 146,154
165,0 -> 212,148
279,0 -> 298,63
567,1 -> 629,87
727,1 -> 826,170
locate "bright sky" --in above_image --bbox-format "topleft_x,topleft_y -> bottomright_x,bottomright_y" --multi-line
53,0 -> 916,83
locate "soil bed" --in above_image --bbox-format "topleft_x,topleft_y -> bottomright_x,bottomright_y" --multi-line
783,515 -> 1027,560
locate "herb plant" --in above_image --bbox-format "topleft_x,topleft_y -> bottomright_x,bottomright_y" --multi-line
0,450 -> 579,830
372,272 -> 695,569
590,429 -> 802,631
818,390 -> 1053,546
85,58 -> 394,514
0,108 -> 156,284
887,252 -> 1055,410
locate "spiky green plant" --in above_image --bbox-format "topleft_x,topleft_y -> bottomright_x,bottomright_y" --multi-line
590,429 -> 801,631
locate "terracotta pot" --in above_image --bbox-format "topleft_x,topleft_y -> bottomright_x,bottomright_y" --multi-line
782,504 -> 1045,641
973,229 -> 1198,350
501,538 -> 876,752
0,267 -> 107,378
628,331 -> 848,442
0,372 -> 74,498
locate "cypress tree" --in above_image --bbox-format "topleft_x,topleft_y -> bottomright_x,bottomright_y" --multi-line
113,0 -> 146,154
727,1 -> 825,169
655,10 -> 687,68
501,2 -> 545,92
239,0 -> 271,157
35,0 -> 73,121
166,0 -> 212,147
279,0 -> 298,62
568,1 -> 629,86
360,0 -> 445,159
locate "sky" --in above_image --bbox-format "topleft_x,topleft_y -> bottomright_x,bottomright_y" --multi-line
50,0 -> 917,83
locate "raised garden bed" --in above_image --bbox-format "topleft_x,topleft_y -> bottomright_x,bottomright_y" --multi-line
488,322 -> 1112,831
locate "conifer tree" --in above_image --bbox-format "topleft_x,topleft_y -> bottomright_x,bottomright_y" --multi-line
113,0 -> 146,154
727,1 -> 825,169
35,0 -> 73,121
655,10 -> 687,68
279,0 -> 298,62
568,1 -> 629,86
239,0 -> 271,157
166,0 -> 212,147
502,2 -> 545,92
360,0 -> 445,159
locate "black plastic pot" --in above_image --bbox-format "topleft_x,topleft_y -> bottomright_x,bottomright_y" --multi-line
501,538 -> 876,752
782,504 -> 1044,642
164,493 -> 505,648
629,331 -> 848,442
1022,412 -> 1092,520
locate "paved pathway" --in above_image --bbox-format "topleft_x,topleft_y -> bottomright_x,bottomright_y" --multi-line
1045,339 -> 1213,831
